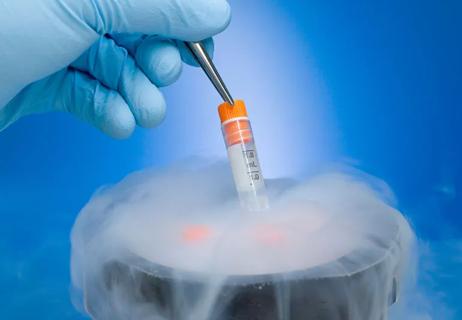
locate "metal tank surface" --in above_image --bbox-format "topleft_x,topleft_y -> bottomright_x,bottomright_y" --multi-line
88,248 -> 400,320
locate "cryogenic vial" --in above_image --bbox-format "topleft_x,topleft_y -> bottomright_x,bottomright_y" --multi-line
218,100 -> 269,211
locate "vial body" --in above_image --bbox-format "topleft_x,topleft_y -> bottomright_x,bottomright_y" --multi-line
222,118 -> 269,211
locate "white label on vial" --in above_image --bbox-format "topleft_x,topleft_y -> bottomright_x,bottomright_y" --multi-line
227,143 -> 264,193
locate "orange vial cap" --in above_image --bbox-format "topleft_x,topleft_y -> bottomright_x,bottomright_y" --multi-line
218,100 -> 248,124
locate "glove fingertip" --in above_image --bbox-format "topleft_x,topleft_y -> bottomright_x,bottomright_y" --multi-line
152,50 -> 183,86
136,38 -> 183,87
132,82 -> 167,129
100,93 -> 136,139
197,0 -> 232,38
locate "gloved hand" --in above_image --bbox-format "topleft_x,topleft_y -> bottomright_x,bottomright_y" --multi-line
0,0 -> 231,138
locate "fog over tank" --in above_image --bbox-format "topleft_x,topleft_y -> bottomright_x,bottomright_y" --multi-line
70,164 -> 414,320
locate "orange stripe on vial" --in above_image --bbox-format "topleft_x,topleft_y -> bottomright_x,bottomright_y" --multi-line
219,100 -> 253,146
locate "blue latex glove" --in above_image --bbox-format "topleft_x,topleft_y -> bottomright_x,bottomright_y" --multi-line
0,0 -> 231,138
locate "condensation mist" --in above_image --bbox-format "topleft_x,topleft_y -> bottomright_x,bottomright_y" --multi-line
70,163 -> 414,320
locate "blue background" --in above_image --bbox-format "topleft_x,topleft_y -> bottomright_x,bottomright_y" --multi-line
0,0 -> 461,318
